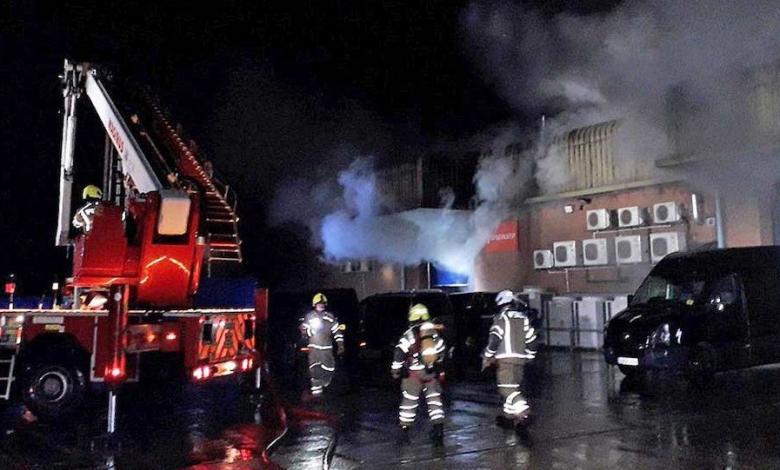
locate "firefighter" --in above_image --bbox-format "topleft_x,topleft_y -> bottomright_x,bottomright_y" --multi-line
300,293 -> 344,397
72,184 -> 103,233
391,303 -> 446,446
482,290 -> 534,431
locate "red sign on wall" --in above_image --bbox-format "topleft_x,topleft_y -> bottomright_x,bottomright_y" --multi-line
487,220 -> 520,253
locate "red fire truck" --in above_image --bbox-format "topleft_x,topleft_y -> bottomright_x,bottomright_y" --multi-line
0,60 -> 265,425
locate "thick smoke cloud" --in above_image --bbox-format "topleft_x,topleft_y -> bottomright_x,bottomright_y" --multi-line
462,0 -> 780,194
318,157 -> 499,276
274,0 -> 780,280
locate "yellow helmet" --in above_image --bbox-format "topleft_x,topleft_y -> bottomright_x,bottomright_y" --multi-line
312,292 -> 328,307
82,185 -> 103,200
408,303 -> 430,322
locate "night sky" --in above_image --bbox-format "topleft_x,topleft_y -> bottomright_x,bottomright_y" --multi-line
0,0 -> 617,293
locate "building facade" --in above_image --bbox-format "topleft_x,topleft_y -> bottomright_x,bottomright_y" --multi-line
324,60 -> 780,300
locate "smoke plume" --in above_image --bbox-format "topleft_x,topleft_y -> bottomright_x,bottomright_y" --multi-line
462,0 -> 780,195
274,0 -> 780,280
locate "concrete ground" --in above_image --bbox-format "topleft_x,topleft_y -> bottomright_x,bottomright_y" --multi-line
272,350 -> 780,469
3,350 -> 780,468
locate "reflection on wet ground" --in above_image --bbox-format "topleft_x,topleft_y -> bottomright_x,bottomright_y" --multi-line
3,350 -> 780,468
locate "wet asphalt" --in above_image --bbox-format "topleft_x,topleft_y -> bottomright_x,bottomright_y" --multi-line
3,350 -> 780,468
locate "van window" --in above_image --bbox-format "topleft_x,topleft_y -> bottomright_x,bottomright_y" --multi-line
632,274 -> 707,306
706,274 -> 740,311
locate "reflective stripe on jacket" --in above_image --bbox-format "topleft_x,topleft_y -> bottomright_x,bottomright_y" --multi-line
302,310 -> 343,349
391,322 -> 445,372
483,307 -> 534,360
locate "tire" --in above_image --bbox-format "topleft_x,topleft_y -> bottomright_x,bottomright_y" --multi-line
687,343 -> 717,389
618,365 -> 642,378
22,362 -> 85,421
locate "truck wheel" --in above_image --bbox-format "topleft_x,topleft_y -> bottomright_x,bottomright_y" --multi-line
22,363 -> 85,421
618,365 -> 641,378
687,344 -> 716,389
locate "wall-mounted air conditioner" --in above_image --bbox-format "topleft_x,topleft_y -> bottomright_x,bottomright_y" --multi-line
533,250 -> 554,269
553,241 -> 578,267
650,232 -> 686,263
618,206 -> 644,228
582,238 -> 609,266
615,235 -> 645,264
586,209 -> 611,231
653,202 -> 681,224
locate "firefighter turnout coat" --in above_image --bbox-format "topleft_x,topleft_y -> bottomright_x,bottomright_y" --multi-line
391,321 -> 446,426
483,306 -> 534,420
301,309 -> 344,395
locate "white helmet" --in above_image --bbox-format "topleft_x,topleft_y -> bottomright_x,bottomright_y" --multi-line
495,290 -> 516,307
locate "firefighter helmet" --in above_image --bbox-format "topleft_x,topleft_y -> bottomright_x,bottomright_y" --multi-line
82,185 -> 103,200
312,292 -> 328,307
496,290 -> 516,307
408,303 -> 430,322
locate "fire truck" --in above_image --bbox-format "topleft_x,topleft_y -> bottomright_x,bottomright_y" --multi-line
0,60 -> 265,425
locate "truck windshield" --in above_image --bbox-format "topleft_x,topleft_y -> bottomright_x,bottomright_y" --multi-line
631,274 -> 707,306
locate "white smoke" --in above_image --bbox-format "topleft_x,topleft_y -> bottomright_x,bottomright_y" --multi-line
319,156 -> 498,275
274,0 -> 780,279
462,0 -> 780,194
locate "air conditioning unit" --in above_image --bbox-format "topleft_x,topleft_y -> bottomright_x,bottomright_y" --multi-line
582,238 -> 609,266
615,235 -> 645,264
618,206 -> 644,228
533,250 -> 554,269
653,202 -> 681,224
553,241 -> 578,267
650,232 -> 686,263
586,209 -> 611,231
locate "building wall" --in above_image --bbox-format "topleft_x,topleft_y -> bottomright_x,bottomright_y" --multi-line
321,263 -> 431,301
476,182 -> 718,295
722,190 -> 776,247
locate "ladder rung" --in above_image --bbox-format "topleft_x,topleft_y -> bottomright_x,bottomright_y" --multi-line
206,218 -> 238,224
209,242 -> 240,248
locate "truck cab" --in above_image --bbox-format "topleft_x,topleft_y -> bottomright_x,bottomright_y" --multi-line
604,246 -> 780,384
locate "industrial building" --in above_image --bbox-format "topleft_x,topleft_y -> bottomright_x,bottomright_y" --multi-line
324,60 -> 780,300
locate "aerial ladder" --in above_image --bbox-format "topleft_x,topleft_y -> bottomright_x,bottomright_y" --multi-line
0,60 -> 265,431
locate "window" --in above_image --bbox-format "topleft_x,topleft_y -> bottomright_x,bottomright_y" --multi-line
341,259 -> 372,273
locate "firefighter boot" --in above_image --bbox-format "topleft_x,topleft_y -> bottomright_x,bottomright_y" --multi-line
430,423 -> 444,446
495,415 -> 513,429
398,425 -> 411,445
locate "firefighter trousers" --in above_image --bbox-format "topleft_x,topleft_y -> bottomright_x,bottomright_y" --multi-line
307,348 -> 335,395
497,360 -> 529,419
399,371 -> 444,426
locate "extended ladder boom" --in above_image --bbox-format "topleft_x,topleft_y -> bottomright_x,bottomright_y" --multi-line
55,60 -> 178,246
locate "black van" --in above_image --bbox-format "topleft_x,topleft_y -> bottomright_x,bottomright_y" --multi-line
604,247 -> 780,383
357,290 -> 456,374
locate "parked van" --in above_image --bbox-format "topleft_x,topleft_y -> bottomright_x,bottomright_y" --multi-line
357,290 -> 456,375
604,247 -> 780,384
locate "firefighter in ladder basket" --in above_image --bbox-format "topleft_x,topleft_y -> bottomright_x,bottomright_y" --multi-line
72,184 -> 103,233
300,293 -> 344,397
